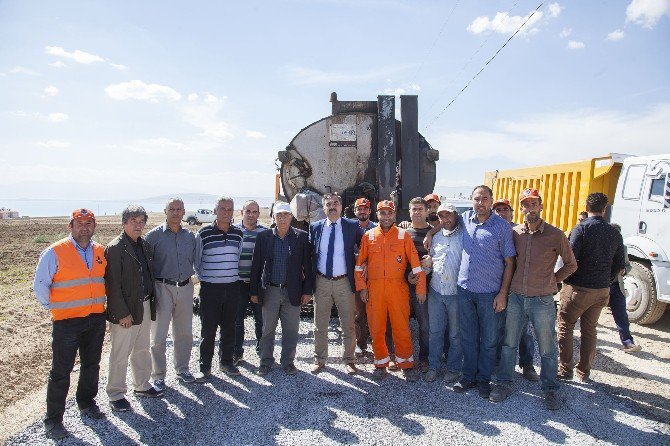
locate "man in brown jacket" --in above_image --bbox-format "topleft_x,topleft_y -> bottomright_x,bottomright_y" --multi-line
105,205 -> 161,412
489,189 -> 577,410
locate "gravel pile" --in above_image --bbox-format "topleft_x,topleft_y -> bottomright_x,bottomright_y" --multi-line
7,316 -> 670,445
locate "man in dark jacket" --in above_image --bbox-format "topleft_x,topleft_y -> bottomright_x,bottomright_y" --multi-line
251,202 -> 313,376
105,205 -> 161,413
558,193 -> 626,382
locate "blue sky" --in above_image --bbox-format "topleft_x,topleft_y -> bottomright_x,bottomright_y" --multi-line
1,0 -> 669,201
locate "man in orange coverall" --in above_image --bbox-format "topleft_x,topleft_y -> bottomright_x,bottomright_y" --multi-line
355,200 -> 426,382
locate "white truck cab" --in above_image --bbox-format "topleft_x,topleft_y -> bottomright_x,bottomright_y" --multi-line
183,208 -> 217,225
611,154 -> 670,324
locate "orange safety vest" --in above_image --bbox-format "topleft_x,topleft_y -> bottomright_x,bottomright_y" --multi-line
49,238 -> 107,321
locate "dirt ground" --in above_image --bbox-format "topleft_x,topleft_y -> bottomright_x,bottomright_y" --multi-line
0,212 -> 668,442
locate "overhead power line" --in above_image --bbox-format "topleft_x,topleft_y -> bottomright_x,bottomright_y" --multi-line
407,0 -> 461,88
422,0 -> 521,122
424,2 -> 544,131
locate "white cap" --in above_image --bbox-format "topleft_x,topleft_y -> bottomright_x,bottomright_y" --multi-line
437,203 -> 457,214
273,201 -> 292,214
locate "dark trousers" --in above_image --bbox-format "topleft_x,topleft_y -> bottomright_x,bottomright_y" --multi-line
609,282 -> 634,344
45,313 -> 106,426
199,281 -> 240,372
233,281 -> 263,357
409,284 -> 430,362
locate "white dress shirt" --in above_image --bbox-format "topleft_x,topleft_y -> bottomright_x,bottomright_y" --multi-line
317,218 -> 347,277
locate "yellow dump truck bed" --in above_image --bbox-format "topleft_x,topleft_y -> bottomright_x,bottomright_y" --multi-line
484,155 -> 624,232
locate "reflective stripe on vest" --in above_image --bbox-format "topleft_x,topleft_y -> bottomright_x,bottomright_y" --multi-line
51,277 -> 105,289
49,238 -> 107,321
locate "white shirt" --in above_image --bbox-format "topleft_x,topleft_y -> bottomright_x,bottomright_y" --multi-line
317,218 -> 347,277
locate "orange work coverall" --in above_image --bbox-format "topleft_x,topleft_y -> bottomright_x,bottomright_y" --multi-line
355,225 -> 426,369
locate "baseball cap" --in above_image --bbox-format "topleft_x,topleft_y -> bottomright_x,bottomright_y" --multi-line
519,188 -> 541,203
71,208 -> 95,221
377,200 -> 395,211
273,202 -> 292,214
492,198 -> 512,210
423,193 -> 440,203
354,198 -> 371,208
437,203 -> 457,214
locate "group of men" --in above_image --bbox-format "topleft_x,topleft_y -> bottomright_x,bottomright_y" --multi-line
34,186 -> 634,439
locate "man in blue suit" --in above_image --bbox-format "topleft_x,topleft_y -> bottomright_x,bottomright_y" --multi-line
309,193 -> 362,375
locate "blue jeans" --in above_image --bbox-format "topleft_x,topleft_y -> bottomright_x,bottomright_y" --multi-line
498,293 -> 559,392
409,284 -> 430,362
497,311 -> 535,368
427,288 -> 462,372
234,281 -> 263,357
609,283 -> 634,344
458,286 -> 500,383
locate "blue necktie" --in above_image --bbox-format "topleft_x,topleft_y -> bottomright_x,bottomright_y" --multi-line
325,222 -> 336,278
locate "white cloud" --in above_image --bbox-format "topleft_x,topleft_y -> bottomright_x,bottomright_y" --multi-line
43,86 -> 59,97
626,0 -> 670,28
548,3 -> 562,18
204,93 -> 222,103
105,80 -> 182,102
48,113 -> 69,122
246,131 -> 266,139
567,40 -> 585,49
432,103 -> 670,166
286,65 -> 408,85
45,46 -> 104,64
37,140 -> 70,149
10,66 -> 41,76
181,101 -> 233,141
467,10 -> 544,35
121,137 -> 193,155
188,93 -> 199,101
109,62 -> 127,70
49,61 -> 67,68
607,29 -> 625,41
559,27 -> 572,38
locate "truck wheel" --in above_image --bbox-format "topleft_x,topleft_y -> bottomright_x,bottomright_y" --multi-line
187,217 -> 197,225
625,261 -> 667,325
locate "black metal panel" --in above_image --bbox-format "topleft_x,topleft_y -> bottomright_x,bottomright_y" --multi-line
400,95 -> 420,213
376,95 -> 396,204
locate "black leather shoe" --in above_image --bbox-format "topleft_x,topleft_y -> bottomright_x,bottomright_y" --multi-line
45,422 -> 69,440
453,379 -> 476,393
80,404 -> 105,419
110,398 -> 132,412
134,386 -> 164,398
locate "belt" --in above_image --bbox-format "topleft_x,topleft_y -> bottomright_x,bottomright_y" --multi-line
156,278 -> 191,287
269,282 -> 287,288
318,272 -> 347,281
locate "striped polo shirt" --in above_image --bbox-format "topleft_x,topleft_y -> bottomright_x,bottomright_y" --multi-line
195,223 -> 244,284
234,223 -> 267,283
458,210 -> 516,294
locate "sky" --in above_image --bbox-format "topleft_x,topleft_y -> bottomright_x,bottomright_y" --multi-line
1,0 -> 669,202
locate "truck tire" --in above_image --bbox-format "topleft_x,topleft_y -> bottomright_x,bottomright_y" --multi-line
186,217 -> 197,225
625,261 -> 667,325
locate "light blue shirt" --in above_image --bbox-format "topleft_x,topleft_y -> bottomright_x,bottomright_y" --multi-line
429,225 -> 464,296
458,210 -> 516,294
33,235 -> 94,309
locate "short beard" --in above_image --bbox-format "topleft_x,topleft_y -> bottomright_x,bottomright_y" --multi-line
357,215 -> 369,222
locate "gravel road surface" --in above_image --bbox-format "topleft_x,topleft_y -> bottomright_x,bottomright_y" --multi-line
7,314 -> 670,445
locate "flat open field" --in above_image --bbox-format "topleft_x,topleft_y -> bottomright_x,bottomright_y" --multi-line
0,213 -> 668,444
